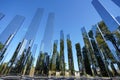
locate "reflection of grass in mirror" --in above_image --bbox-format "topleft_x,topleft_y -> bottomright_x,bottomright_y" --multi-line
0,42 -> 4,51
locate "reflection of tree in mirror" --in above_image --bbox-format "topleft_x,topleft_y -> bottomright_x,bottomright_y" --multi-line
0,42 -> 4,51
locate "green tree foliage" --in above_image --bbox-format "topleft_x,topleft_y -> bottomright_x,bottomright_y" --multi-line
56,51 -> 60,71
83,29 -> 98,76
114,31 -> 120,46
51,42 -> 57,71
88,30 -> 109,77
35,52 -> 44,75
0,63 -> 8,75
96,27 -> 115,61
60,39 -> 65,75
0,42 -> 4,51
88,30 -> 94,39
13,50 -> 25,74
75,43 -> 84,76
67,38 -> 74,76
6,42 -> 22,74
25,53 -> 33,75
95,27 -> 116,76
82,46 -> 92,76
98,21 -> 111,34
99,21 -> 120,53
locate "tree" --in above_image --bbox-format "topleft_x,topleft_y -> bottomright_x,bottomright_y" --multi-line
88,30 -> 108,77
6,42 -> 21,74
25,53 -> 33,75
67,37 -> 75,76
51,41 -> 57,71
56,51 -> 60,71
98,21 -> 120,55
95,26 -> 115,77
82,46 -> 92,76
13,50 -> 25,75
114,31 -> 120,46
0,42 -> 4,51
60,39 -> 65,76
82,28 -> 98,76
75,43 -> 84,76
35,52 -> 44,75
96,27 -> 115,61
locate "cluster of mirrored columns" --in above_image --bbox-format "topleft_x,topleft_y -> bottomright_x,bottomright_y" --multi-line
0,0 -> 120,77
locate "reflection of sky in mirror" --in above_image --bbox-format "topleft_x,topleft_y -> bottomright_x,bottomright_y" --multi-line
0,13 -> 4,20
41,13 -> 55,54
25,8 -> 44,41
0,15 -> 25,44
0,0 -> 120,71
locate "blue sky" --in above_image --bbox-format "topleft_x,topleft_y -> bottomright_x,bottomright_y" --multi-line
0,0 -> 120,71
